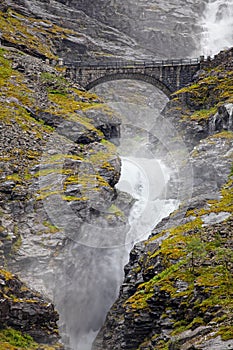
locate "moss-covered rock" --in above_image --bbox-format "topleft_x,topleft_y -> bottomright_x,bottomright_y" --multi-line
0,269 -> 63,348
93,49 -> 233,350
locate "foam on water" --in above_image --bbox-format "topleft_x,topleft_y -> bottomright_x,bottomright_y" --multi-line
201,0 -> 233,56
116,157 -> 179,245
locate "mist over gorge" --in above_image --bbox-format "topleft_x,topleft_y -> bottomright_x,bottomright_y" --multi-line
0,1 -> 232,350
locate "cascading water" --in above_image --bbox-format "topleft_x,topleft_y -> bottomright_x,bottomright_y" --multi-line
201,0 -> 233,56
116,157 -> 179,245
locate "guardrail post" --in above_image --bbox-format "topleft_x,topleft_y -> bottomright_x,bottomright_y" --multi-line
58,58 -> 64,66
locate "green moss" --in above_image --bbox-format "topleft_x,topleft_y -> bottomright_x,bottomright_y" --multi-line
40,72 -> 69,94
107,204 -> 124,217
40,154 -> 84,166
125,261 -> 184,310
174,67 -> 233,112
0,270 -> 14,280
171,320 -> 189,335
183,107 -> 217,121
204,179 -> 233,214
217,325 -> 233,340
0,328 -> 36,349
36,190 -> 63,201
45,92 -> 104,138
42,221 -> 60,234
34,168 -> 73,178
124,173 -> 233,328
211,131 -> 233,139
61,195 -> 88,201
11,235 -> 22,254
0,9 -> 79,59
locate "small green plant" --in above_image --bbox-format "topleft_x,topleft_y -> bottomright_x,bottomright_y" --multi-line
185,237 -> 207,273
40,72 -> 69,94
0,328 -> 36,348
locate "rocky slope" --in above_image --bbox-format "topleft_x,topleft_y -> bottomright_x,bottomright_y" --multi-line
62,0 -> 204,58
1,0 -> 205,61
93,49 -> 233,350
0,5 -> 127,348
0,1 -> 233,350
0,269 -> 62,349
0,0 -> 146,61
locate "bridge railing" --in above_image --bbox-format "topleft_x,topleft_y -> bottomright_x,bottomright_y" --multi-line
65,58 -> 200,69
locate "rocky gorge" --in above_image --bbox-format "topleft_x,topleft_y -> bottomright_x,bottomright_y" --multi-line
0,0 -> 232,350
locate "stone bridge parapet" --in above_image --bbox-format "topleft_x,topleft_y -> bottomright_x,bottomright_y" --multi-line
65,58 -> 205,97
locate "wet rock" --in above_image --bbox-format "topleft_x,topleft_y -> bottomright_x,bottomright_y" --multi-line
209,103 -> 233,133
0,181 -> 16,193
0,269 -> 61,345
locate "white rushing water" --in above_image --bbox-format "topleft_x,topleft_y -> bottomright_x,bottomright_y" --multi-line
201,0 -> 233,56
116,157 -> 179,245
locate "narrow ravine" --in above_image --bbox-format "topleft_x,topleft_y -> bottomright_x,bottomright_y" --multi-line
57,0 -> 233,344
73,80 -> 182,350
1,0 -> 232,349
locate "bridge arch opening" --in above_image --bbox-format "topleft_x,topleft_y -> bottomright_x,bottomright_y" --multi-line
85,73 -> 172,98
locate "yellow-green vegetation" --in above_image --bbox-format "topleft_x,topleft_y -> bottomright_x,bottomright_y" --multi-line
187,178 -> 233,217
0,328 -> 63,350
40,72 -> 70,95
0,328 -> 36,349
0,48 -> 54,146
124,174 -> 233,341
47,90 -> 100,112
87,141 -> 117,171
175,68 -> 233,108
0,49 -> 33,105
65,173 -> 110,191
73,88 -> 102,102
0,9 -> 79,59
44,91 -> 105,138
11,235 -> 22,254
182,107 -> 217,121
40,153 -> 84,165
0,44 -> 119,213
211,130 -> 233,139
42,221 -> 60,234
0,269 -> 14,281
107,204 -> 123,216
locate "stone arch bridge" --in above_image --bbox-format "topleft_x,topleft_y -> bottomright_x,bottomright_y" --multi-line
65,58 -> 204,97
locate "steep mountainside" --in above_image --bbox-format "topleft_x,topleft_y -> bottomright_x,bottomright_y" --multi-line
0,4 -> 125,348
0,1 -> 233,350
60,0 -> 204,58
2,0 -> 205,60
93,49 -> 233,350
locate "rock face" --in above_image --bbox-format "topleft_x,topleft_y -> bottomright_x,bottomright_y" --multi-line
0,269 -> 63,347
3,0 -> 205,61
92,49 -> 233,350
59,0 -> 204,58
0,20 -> 125,348
1,1 -> 233,350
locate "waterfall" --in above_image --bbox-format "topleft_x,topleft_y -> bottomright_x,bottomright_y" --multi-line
116,157 -> 179,245
201,0 -> 233,56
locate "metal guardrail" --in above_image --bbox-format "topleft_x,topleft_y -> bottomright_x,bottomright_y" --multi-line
65,58 -> 201,69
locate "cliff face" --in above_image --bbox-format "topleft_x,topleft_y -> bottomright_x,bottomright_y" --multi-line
57,0 -> 204,58
2,0 -> 204,60
93,49 -> 233,350
0,1 -> 233,350
0,0 -> 146,61
0,269 -> 62,348
0,3 -> 125,348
